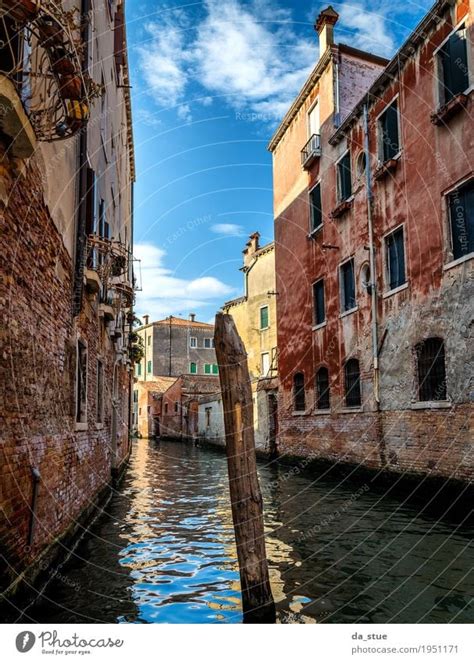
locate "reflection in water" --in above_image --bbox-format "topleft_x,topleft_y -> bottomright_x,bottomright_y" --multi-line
19,439 -> 474,624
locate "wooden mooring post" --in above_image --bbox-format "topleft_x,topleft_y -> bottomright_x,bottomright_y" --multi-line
214,313 -> 276,624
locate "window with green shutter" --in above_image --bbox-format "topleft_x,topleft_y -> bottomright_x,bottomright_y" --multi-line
204,364 -> 211,374
212,364 -> 219,374
147,360 -> 152,373
190,362 -> 197,374
260,306 -> 269,329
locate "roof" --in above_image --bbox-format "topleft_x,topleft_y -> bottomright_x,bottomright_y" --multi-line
329,0 -> 450,145
138,315 -> 214,331
135,377 -> 177,394
267,44 -> 388,153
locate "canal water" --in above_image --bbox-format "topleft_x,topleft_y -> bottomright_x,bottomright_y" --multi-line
14,439 -> 474,624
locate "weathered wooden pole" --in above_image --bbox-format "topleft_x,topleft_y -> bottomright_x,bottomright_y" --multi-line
214,312 -> 276,624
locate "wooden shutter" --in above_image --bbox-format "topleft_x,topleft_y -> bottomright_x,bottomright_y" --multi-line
440,28 -> 468,103
387,228 -> 405,289
313,280 -> 325,325
316,367 -> 330,409
342,260 -> 355,311
382,102 -> 399,161
450,180 -> 474,259
338,152 -> 352,201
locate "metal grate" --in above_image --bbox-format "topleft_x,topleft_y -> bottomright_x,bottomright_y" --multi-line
416,338 -> 447,401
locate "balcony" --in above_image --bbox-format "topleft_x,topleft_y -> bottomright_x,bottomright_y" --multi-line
86,235 -> 136,308
0,1 -> 101,147
301,134 -> 321,169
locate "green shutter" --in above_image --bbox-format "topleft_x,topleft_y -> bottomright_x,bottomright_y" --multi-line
204,364 -> 211,374
260,306 -> 269,329
212,364 -> 219,374
190,362 -> 197,374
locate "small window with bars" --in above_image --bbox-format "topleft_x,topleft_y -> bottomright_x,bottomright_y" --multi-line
344,359 -> 361,408
315,367 -> 330,410
415,338 -> 447,401
293,372 -> 306,412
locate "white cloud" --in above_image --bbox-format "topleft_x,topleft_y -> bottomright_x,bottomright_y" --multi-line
337,3 -> 395,56
138,0 -> 316,122
210,223 -> 246,236
134,242 -> 234,320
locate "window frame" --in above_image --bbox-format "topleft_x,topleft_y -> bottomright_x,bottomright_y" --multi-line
384,223 -> 407,294
315,366 -> 330,410
415,337 -> 448,402
339,257 -> 357,315
293,372 -> 306,413
308,180 -> 323,234
189,336 -> 197,348
336,149 -> 352,203
444,176 -> 474,266
312,278 -> 326,327
75,338 -> 88,427
259,305 -> 270,330
376,96 -> 401,164
261,352 -> 270,377
344,358 -> 362,408
204,337 -> 214,349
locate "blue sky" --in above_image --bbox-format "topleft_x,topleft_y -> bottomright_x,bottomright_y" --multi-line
126,0 -> 432,323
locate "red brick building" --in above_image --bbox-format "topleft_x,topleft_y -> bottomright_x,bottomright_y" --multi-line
269,2 -> 473,480
160,375 -> 220,440
0,0 -> 135,596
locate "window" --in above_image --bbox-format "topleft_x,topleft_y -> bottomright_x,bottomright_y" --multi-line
315,367 -> 330,410
136,362 -> 142,377
448,179 -> 474,260
204,338 -> 214,348
415,338 -> 447,401
190,336 -> 197,348
164,403 -> 168,414
438,26 -> 469,105
385,226 -> 406,290
340,259 -> 356,312
205,407 -> 212,427
356,151 -> 366,177
313,279 -> 325,325
378,100 -> 400,162
133,390 -> 138,403
337,151 -> 352,202
147,360 -> 152,373
174,401 -> 179,413
76,340 -> 88,423
345,359 -> 361,407
147,335 -> 151,346
96,359 -> 104,423
293,372 -> 305,412
260,306 -> 269,329
204,364 -> 211,374
309,183 -> 322,231
261,352 -> 270,377
308,100 -> 319,137
212,364 -> 219,375
189,362 -> 197,374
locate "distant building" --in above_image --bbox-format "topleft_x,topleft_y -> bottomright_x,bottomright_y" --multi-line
222,233 -> 279,453
133,377 -> 176,438
135,314 -> 218,378
160,375 -> 220,440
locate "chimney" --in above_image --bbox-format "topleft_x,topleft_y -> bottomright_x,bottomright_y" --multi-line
315,6 -> 339,57
243,232 -> 260,268
189,313 -> 196,322
143,314 -> 149,325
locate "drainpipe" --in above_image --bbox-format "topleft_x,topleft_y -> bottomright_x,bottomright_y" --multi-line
363,104 -> 380,406
28,467 -> 41,547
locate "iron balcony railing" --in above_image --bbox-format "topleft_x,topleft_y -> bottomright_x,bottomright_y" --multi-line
301,133 -> 321,169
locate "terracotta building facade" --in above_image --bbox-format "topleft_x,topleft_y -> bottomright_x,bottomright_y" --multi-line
0,0 -> 135,597
269,1 -> 473,481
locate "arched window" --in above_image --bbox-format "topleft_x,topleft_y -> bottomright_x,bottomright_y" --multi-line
345,359 -> 361,407
293,372 -> 305,411
415,338 -> 447,401
315,367 -> 330,410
